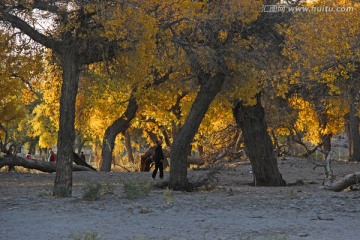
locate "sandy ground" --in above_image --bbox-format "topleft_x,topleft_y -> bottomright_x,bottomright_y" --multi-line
1,157 -> 360,240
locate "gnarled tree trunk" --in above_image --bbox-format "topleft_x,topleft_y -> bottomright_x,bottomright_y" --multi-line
169,73 -> 225,190
233,94 -> 286,186
100,93 -> 138,172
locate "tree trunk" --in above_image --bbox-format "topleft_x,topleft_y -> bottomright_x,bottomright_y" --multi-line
317,107 -> 332,155
233,94 -> 286,186
124,131 -> 135,163
169,73 -> 225,190
100,93 -> 138,172
348,97 -> 360,162
53,52 -> 80,197
322,134 -> 332,156
234,128 -> 243,152
161,128 -> 172,148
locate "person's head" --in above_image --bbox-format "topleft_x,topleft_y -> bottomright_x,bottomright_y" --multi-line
156,140 -> 162,146
81,151 -> 84,155
49,150 -> 54,154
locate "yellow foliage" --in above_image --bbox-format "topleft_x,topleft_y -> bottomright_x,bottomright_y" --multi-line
289,96 -> 347,144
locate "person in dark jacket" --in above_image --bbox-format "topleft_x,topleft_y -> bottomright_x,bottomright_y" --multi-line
152,140 -> 164,179
80,151 -> 86,162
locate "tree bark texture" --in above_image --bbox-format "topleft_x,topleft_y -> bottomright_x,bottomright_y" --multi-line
233,95 -> 286,186
100,93 -> 138,172
53,52 -> 80,197
169,73 -> 225,190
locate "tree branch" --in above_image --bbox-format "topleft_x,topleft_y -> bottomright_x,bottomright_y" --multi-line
0,6 -> 60,51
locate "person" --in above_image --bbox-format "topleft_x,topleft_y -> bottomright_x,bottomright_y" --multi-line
152,140 -> 164,180
48,150 -> 56,163
80,151 -> 86,162
25,152 -> 31,159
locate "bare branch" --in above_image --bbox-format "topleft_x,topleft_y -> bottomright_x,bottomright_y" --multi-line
0,6 -> 59,51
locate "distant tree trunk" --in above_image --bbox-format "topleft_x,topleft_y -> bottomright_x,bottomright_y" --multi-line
161,129 -> 172,148
28,137 -> 38,155
234,128 -> 243,152
124,131 -> 135,163
348,91 -> 360,161
233,94 -> 286,186
322,134 -> 332,155
100,93 -> 138,172
198,145 -> 204,157
317,106 -> 332,155
53,52 -> 80,197
169,73 -> 225,190
76,133 -> 87,155
145,130 -> 159,145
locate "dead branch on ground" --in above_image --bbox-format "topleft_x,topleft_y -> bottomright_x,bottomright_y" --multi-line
0,155 -> 97,172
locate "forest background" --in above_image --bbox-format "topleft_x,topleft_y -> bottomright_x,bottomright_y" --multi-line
0,0 -> 359,197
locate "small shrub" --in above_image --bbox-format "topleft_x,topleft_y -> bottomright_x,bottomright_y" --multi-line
99,182 -> 116,195
37,188 -> 52,197
163,187 -> 174,205
123,180 -> 152,199
83,183 -> 102,201
69,230 -> 101,240
82,182 -> 116,201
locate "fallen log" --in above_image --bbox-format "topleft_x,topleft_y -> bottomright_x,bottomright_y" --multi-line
0,155 -> 96,173
187,156 -> 205,166
73,152 -> 97,171
324,172 -> 360,192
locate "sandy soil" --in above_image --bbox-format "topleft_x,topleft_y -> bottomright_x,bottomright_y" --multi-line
1,157 -> 360,240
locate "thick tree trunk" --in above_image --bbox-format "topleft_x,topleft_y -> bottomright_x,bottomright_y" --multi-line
0,155 -> 95,172
100,94 -> 138,172
124,131 -> 135,163
233,94 -> 286,186
348,100 -> 360,162
53,52 -> 80,197
169,73 -> 225,190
